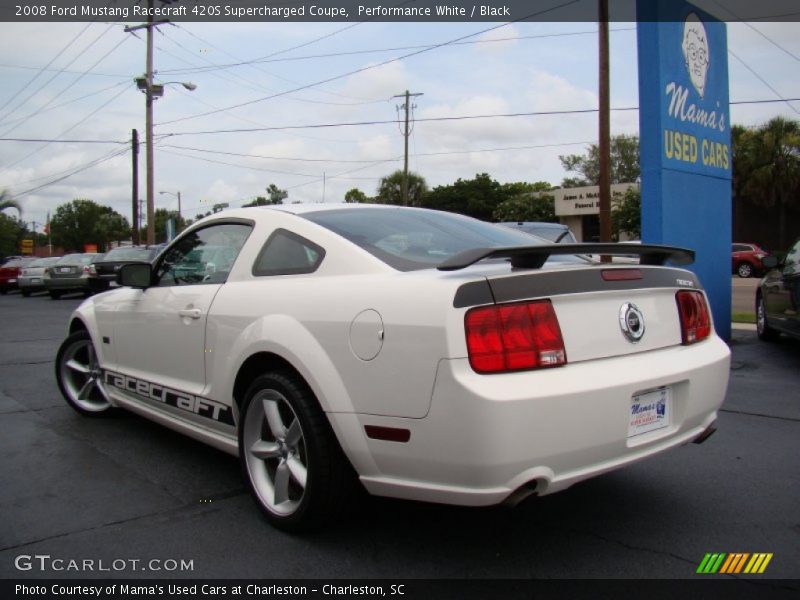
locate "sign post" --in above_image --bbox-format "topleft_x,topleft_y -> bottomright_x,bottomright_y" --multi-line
637,0 -> 732,340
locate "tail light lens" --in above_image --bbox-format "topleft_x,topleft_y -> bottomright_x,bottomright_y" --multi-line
676,290 -> 711,344
84,265 -> 93,275
465,299 -> 567,374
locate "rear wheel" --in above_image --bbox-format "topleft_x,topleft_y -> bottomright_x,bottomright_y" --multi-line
20,289 -> 31,297
49,290 -> 62,300
239,372 -> 355,531
55,330 -> 114,416
737,262 -> 754,278
756,293 -> 780,342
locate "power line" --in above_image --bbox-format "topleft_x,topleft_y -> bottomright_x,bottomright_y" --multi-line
158,98 -> 800,138
0,22 -> 95,116
156,0 -> 581,126
159,26 -> 637,75
728,50 -> 800,115
0,84 -> 132,174
0,23 -> 118,131
0,137 -> 127,144
0,33 -> 131,138
172,24 -> 383,105
12,146 -> 129,198
161,107 -> 637,137
708,0 -> 800,63
9,146 -> 128,187
0,80 -> 131,130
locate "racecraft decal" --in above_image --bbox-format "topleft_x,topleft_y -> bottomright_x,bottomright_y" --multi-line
103,370 -> 234,426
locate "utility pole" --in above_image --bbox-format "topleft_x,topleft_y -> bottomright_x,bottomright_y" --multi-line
392,90 -> 423,206
598,0 -> 612,248
126,1 -> 161,246
131,128 -> 139,245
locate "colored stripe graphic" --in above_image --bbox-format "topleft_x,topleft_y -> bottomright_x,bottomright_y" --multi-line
698,552 -> 773,574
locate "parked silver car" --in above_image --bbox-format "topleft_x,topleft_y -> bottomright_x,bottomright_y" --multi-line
18,257 -> 62,296
43,253 -> 104,299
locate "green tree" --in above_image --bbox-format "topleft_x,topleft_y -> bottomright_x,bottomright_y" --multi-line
0,213 -> 26,258
421,173 -> 507,221
344,188 -> 369,203
736,117 -> 800,249
50,199 -> 130,252
611,188 -> 641,240
493,194 -> 556,223
376,170 -> 428,206
243,184 -> 288,207
559,134 -> 640,187
140,209 -> 188,244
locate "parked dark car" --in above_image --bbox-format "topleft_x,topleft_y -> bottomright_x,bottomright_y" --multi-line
43,253 -> 103,299
499,221 -> 578,243
0,257 -> 36,294
756,238 -> 800,341
88,246 -> 161,293
732,242 -> 769,278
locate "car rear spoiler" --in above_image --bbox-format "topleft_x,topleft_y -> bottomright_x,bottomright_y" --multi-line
436,243 -> 695,271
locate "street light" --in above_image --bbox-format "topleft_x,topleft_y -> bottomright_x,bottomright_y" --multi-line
158,190 -> 182,233
134,76 -> 196,245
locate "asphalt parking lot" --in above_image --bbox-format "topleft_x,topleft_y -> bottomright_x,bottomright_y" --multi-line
0,290 -> 798,583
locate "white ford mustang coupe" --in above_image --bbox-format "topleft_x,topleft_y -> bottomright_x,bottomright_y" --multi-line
55,204 -> 730,530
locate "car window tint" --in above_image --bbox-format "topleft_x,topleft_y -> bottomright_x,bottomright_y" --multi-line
305,207 -> 547,271
253,229 -> 325,276
155,223 -> 252,287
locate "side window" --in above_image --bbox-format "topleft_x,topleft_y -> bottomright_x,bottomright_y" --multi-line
155,223 -> 252,287
253,229 -> 325,276
784,240 -> 800,272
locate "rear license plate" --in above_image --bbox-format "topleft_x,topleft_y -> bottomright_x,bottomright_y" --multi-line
31,278 -> 41,284
628,387 -> 671,438
59,267 -> 71,273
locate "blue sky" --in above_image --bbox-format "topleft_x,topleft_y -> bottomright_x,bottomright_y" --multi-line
0,12 -> 798,230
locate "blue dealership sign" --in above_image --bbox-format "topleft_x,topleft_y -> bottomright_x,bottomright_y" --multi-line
638,0 -> 732,340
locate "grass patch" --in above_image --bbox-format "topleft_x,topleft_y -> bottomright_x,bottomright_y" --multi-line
732,310 -> 756,324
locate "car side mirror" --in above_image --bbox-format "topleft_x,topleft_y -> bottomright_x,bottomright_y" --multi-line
761,255 -> 779,270
118,263 -> 152,288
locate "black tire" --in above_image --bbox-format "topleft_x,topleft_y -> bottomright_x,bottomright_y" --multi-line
756,292 -> 780,342
49,290 -> 62,299
0,287 -> 7,295
20,289 -> 31,297
737,262 -> 754,278
238,371 -> 357,532
55,330 -> 115,416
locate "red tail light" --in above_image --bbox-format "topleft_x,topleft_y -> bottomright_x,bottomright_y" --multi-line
465,299 -> 567,374
676,290 -> 711,344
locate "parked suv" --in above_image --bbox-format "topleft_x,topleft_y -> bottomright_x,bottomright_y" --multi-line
732,243 -> 769,278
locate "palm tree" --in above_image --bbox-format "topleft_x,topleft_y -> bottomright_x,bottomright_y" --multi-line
0,191 -> 21,217
376,170 -> 428,206
741,117 -> 800,249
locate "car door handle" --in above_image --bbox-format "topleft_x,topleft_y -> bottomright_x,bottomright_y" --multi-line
178,308 -> 202,319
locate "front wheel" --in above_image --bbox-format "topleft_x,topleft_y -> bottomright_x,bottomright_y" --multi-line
55,330 -> 114,416
756,293 -> 780,342
737,262 -> 754,278
239,372 -> 356,531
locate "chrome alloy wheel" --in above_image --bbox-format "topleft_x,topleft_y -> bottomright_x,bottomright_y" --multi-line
242,389 -> 308,516
58,337 -> 110,412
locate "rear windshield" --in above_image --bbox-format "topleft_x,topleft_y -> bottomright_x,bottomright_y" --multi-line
57,254 -> 99,265
102,247 -> 153,261
305,207 -> 555,271
29,257 -> 61,267
3,259 -> 32,268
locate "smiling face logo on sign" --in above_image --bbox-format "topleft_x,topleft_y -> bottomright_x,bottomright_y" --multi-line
682,12 -> 710,98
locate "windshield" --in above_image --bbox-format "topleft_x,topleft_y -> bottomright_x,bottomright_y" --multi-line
305,207 -> 551,271
103,247 -> 152,261
57,254 -> 98,265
